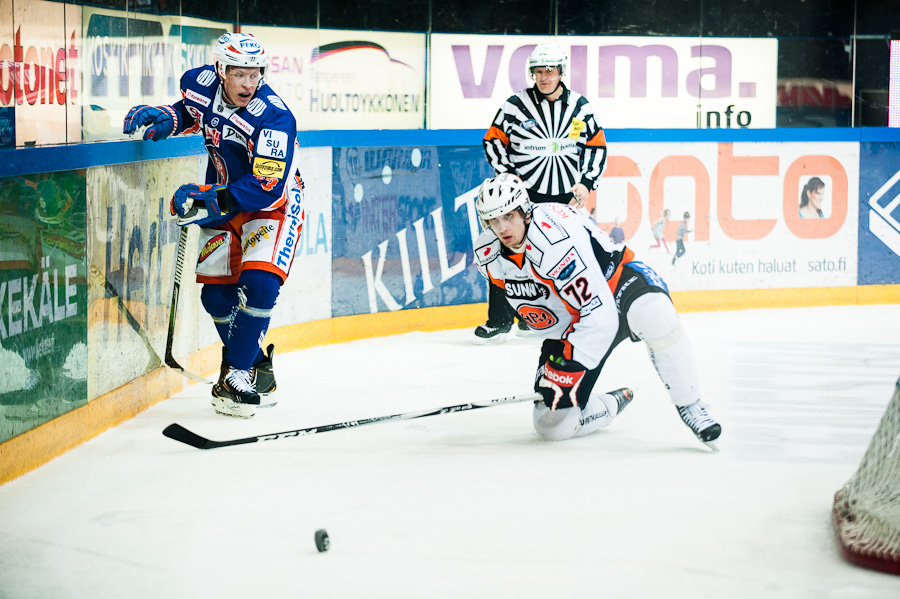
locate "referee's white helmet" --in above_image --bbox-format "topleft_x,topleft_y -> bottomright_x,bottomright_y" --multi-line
527,43 -> 568,77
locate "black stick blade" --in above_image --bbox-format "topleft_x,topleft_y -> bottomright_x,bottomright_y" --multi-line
163,423 -> 215,449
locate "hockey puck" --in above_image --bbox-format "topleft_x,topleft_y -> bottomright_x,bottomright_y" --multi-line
314,529 -> 330,552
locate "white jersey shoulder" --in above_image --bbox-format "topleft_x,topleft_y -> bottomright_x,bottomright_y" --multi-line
526,204 -> 597,285
474,228 -> 502,267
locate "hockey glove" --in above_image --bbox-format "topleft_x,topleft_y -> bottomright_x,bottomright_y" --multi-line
123,105 -> 177,140
170,184 -> 228,227
536,355 -> 587,410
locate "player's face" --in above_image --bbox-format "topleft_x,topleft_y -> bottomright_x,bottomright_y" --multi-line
222,66 -> 262,107
487,209 -> 528,249
531,66 -> 561,95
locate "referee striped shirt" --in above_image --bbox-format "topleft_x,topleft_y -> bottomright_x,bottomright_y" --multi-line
483,83 -> 607,203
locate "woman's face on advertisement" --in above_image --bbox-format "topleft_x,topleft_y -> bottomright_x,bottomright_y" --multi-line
807,185 -> 824,209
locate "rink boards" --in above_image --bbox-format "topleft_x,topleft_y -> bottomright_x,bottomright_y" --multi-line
1,128 -> 899,482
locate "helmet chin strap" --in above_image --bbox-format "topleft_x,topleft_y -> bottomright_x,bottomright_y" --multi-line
509,214 -> 531,253
533,75 -> 563,100
221,88 -> 237,106
216,62 -> 262,107
531,64 -> 564,99
216,64 -> 239,108
538,81 -> 562,99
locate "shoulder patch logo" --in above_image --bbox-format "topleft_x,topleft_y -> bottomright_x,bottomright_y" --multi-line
534,213 -> 569,245
259,128 -> 289,159
196,69 -> 217,87
268,95 -> 287,110
246,98 -> 266,117
475,239 -> 501,266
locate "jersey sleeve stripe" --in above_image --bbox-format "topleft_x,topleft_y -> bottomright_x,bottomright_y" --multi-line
484,138 -> 512,173
182,120 -> 202,135
606,247 -> 635,292
484,125 -> 510,146
488,272 -> 505,289
561,339 -> 574,362
585,129 -> 607,147
531,265 -> 581,321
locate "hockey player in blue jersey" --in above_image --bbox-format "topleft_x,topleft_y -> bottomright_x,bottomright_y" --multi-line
123,33 -> 304,419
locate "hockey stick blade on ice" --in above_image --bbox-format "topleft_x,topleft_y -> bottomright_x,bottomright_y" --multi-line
162,392 -> 542,450
165,227 -> 211,384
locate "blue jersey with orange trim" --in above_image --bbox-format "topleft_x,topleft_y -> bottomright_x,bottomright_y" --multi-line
169,65 -> 303,226
474,204 -> 627,369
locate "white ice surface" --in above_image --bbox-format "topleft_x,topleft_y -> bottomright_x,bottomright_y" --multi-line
2,305 -> 900,598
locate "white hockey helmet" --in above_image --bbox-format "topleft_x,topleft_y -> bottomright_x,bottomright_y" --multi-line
214,33 -> 267,80
476,173 -> 532,227
528,43 -> 568,77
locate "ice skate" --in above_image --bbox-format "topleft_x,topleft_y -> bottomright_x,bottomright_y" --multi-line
473,322 -> 511,345
251,343 -> 277,407
677,400 -> 721,451
608,387 -> 634,416
212,366 -> 260,418
514,320 -> 535,338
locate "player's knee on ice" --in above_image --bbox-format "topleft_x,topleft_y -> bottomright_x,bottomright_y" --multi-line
625,293 -> 701,406
533,393 -> 618,441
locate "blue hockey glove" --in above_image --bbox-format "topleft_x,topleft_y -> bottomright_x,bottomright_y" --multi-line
170,184 -> 228,227
536,355 -> 587,410
123,105 -> 177,140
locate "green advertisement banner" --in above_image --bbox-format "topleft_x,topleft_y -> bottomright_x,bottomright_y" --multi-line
0,170 -> 88,442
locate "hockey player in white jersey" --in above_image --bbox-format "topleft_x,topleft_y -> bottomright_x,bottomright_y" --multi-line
473,173 -> 721,448
475,42 -> 608,344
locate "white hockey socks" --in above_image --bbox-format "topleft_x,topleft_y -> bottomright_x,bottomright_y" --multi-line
625,293 -> 702,407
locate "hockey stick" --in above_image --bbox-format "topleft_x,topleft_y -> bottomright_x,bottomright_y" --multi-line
164,226 -> 211,384
162,392 -> 542,450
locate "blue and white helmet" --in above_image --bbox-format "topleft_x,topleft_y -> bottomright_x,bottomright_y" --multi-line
214,33 -> 267,81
